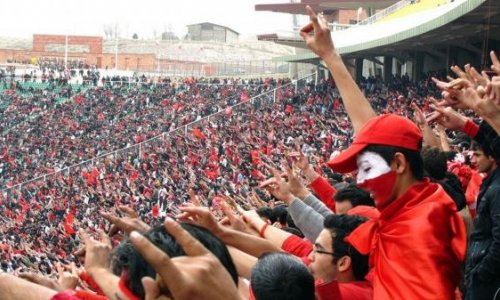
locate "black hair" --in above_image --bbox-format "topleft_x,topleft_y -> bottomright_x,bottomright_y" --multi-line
282,225 -> 304,238
111,222 -> 238,298
363,144 -> 424,181
421,146 -> 447,180
441,172 -> 466,211
250,252 -> 315,300
333,183 -> 375,207
444,151 -> 458,162
323,214 -> 369,281
272,205 -> 288,226
471,140 -> 494,158
285,213 -> 298,229
256,207 -> 276,224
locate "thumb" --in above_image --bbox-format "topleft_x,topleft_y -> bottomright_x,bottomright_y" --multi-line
142,276 -> 161,300
220,202 -> 236,224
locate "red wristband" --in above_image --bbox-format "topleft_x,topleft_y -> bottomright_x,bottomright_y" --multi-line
463,119 -> 479,138
259,223 -> 269,238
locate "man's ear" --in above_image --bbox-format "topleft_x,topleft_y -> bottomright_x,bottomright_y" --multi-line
337,255 -> 351,273
392,152 -> 407,175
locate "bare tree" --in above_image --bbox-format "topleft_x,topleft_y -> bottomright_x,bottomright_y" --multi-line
152,27 -> 158,40
103,24 -> 113,39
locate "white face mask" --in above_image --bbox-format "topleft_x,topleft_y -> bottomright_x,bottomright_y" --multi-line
356,151 -> 391,184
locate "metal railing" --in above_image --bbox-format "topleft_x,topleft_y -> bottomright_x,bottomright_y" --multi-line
328,23 -> 355,32
2,73 -> 316,194
359,0 -> 414,25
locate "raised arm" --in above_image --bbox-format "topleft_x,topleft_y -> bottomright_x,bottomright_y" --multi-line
227,246 -> 258,280
300,6 -> 376,133
177,206 -> 280,258
0,274 -> 57,300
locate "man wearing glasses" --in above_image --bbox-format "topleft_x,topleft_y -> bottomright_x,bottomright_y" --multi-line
308,214 -> 373,300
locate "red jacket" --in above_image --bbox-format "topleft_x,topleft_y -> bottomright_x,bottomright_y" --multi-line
345,180 -> 466,300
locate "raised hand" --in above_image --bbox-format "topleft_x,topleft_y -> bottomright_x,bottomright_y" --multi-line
426,98 -> 467,131
236,207 -> 265,232
177,205 -> 222,235
219,201 -> 251,234
491,51 -> 500,75
56,262 -> 79,291
259,168 -> 294,204
129,218 -> 243,300
288,151 -> 309,171
486,76 -> 500,106
79,229 -> 112,275
188,188 -> 201,207
462,87 -> 500,120
411,102 -> 428,129
299,6 -> 335,59
286,163 -> 310,200
102,206 -> 151,237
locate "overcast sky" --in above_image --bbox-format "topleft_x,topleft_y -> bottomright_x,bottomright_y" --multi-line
0,0 -> 302,39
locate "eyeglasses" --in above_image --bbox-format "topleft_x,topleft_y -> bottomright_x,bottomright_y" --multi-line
312,242 -> 352,258
312,248 -> 337,257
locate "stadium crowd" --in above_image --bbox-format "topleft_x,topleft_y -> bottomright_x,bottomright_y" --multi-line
0,6 -> 499,300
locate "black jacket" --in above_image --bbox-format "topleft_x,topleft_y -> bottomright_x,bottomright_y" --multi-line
465,167 -> 500,284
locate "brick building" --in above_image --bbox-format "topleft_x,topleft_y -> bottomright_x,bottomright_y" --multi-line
0,34 -> 207,72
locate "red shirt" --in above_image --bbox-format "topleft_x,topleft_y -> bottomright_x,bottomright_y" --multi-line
316,280 -> 373,300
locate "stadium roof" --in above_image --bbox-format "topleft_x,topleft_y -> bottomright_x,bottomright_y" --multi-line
255,0 -> 399,14
259,0 -> 500,63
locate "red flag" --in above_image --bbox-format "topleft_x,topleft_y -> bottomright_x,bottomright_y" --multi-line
1,148 -> 8,161
192,128 -> 206,140
130,170 -> 139,182
65,213 -> 74,225
152,204 -> 159,218
74,94 -> 84,104
63,222 -> 75,236
250,150 -> 261,166
16,213 -> 25,223
240,92 -> 249,102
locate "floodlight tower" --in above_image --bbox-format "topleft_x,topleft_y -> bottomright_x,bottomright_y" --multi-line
291,0 -> 299,30
64,34 -> 68,70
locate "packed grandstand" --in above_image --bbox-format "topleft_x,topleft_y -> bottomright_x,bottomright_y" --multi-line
0,0 -> 499,299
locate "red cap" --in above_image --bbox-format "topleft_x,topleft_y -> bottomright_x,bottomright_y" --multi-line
327,114 -> 422,173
